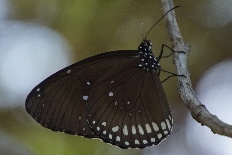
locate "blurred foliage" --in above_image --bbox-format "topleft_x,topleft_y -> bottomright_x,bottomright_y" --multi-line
2,0 -> 232,154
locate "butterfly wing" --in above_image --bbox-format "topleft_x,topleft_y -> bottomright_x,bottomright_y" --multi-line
25,50 -> 138,138
87,62 -> 173,148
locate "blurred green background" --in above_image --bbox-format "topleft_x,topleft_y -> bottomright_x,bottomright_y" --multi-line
1,0 -> 232,155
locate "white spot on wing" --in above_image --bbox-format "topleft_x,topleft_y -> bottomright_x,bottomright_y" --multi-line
125,141 -> 129,146
96,126 -> 100,131
37,88 -> 40,91
116,136 -> 120,141
151,138 -> 156,142
152,122 -> 159,131
103,131 -> 106,134
111,81 -> 114,83
92,121 -> 96,124
79,116 -> 81,120
109,134 -> 112,139
83,95 -> 88,101
115,101 -> 117,105
135,139 -> 140,144
138,124 -> 144,135
143,140 -> 148,144
38,94 -> 41,97
112,126 -> 119,132
87,82 -> 91,85
102,122 -> 106,126
67,69 -> 71,73
161,122 -> 166,130
109,92 -> 113,96
170,116 -> 173,124
164,131 -> 168,135
166,119 -> 171,130
145,123 -> 152,133
127,101 -> 130,104
132,125 -> 136,134
123,124 -> 128,136
157,133 -> 162,139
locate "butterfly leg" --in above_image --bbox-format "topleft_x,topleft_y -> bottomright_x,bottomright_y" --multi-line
158,44 -> 185,60
159,68 -> 186,83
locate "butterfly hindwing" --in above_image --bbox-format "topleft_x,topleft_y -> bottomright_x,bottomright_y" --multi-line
86,59 -> 173,148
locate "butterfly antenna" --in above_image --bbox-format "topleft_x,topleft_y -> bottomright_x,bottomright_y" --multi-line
145,6 -> 180,39
141,22 -> 144,39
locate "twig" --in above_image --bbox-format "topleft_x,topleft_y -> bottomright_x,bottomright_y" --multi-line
161,0 -> 232,137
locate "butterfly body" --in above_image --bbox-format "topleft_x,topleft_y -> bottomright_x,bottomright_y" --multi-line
26,39 -> 173,149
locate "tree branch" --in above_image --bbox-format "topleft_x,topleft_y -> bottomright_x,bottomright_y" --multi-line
161,0 -> 232,137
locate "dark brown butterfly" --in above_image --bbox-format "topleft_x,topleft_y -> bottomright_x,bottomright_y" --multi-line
26,39 -> 174,148
26,6 -> 180,149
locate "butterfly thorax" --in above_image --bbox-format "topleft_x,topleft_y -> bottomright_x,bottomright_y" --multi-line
138,39 -> 160,72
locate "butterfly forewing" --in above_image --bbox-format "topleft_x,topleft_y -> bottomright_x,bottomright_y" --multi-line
87,57 -> 173,148
26,50 -> 138,138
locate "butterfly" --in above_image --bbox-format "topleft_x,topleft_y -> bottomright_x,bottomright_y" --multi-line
26,6 -> 181,149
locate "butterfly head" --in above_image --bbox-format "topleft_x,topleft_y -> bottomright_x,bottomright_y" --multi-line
138,39 -> 160,72
139,39 -> 153,52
